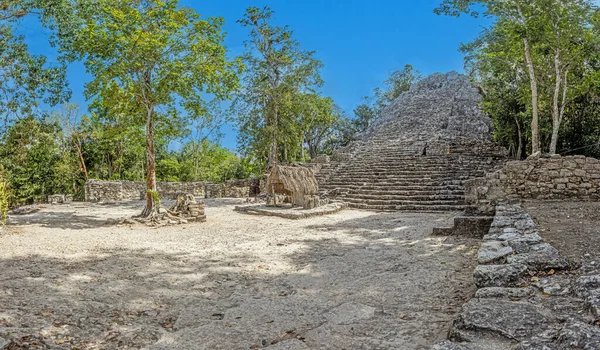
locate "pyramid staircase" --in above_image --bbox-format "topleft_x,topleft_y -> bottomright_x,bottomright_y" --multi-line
315,138 -> 506,212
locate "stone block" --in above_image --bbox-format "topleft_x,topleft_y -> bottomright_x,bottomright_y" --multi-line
48,194 -> 65,204
586,157 -> 599,164
450,299 -> 551,341
473,264 -> 528,288
507,244 -> 568,271
478,240 -> 514,264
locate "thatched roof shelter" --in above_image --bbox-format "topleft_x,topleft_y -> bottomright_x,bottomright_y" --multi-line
267,165 -> 319,207
266,165 -> 319,196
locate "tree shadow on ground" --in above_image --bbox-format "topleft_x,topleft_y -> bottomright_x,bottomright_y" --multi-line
0,210 -> 477,350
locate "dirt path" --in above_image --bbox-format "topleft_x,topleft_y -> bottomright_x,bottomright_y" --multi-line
525,200 -> 600,275
0,199 -> 478,350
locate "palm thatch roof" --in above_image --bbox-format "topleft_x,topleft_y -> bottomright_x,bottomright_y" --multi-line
267,165 -> 319,196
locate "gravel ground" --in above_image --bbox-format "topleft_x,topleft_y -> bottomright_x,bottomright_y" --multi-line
0,199 -> 478,350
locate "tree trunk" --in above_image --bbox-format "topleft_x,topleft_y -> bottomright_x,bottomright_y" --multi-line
74,141 -> 89,181
523,37 -> 540,155
516,119 -> 523,160
549,50 -> 562,155
141,106 -> 158,217
270,104 -> 279,167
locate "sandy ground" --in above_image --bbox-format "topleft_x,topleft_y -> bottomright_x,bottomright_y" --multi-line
525,200 -> 600,275
0,199 -> 478,350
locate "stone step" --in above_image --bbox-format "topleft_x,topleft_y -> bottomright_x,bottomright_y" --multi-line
338,193 -> 464,201
342,197 -> 464,206
323,180 -> 466,187
348,202 -> 466,212
319,184 -> 465,191
325,173 -> 481,180
342,189 -> 465,196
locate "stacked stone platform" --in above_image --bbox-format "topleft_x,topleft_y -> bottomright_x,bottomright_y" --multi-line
317,140 -> 504,212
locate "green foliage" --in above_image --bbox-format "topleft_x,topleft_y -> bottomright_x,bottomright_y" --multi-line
440,0 -> 600,157
68,0 -> 243,212
0,170 -> 8,225
235,6 -> 335,169
0,117 -> 81,206
156,140 -> 257,183
147,189 -> 161,208
0,21 -> 69,128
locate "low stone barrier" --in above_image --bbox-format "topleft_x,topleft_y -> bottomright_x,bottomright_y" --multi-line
433,202 -> 600,349
85,179 -> 262,202
466,155 -> 600,204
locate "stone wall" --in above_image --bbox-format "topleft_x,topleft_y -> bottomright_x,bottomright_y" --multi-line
85,179 -> 261,202
466,155 -> 600,204
433,202 -> 600,349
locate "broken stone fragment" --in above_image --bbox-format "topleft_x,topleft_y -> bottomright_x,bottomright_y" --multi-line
507,244 -> 568,271
450,299 -> 552,342
555,321 -> 600,349
502,234 -> 544,253
531,275 -> 572,296
573,275 -> 600,319
475,287 -> 536,299
515,329 -> 559,350
324,302 -> 375,325
573,275 -> 600,298
473,263 -> 528,288
477,240 -> 514,264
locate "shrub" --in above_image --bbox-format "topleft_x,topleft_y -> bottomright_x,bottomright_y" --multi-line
0,170 -> 9,225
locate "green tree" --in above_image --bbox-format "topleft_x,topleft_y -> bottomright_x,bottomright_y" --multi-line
70,0 -> 242,217
0,9 -> 70,127
436,0 -> 544,154
236,6 -> 323,169
352,102 -> 378,133
298,94 -> 341,160
0,169 -> 8,225
440,0 -> 599,155
0,116 -> 78,206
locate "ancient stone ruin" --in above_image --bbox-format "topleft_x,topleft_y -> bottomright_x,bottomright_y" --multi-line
167,193 -> 206,223
85,179 -> 261,203
266,164 -> 321,209
433,202 -> 600,349
315,71 -> 507,211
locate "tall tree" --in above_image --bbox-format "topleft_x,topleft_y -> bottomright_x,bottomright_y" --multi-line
438,0 -> 599,155
0,1 -> 70,128
297,93 -> 340,160
236,6 -> 323,169
70,0 -> 242,218
539,0 -> 596,154
436,0 -> 543,154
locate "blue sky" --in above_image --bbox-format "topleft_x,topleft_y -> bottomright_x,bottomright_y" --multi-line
18,0 -> 490,151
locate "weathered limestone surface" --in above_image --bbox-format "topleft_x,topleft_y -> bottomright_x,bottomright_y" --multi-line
450,299 -> 551,341
433,203 -> 600,349
473,264 -> 527,288
314,72 -> 507,212
466,155 -> 600,204
368,71 -> 492,141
